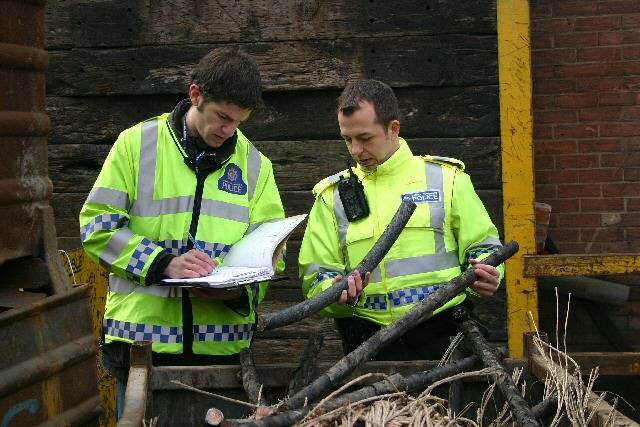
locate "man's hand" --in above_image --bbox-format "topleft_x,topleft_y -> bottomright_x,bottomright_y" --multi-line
164,249 -> 217,279
335,270 -> 370,305
469,259 -> 500,296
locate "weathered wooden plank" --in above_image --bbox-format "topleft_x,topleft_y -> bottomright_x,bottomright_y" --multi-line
524,254 -> 640,278
46,86 -> 499,145
48,138 -> 501,194
51,189 -> 503,240
46,35 -> 497,95
255,300 -> 341,340
45,0 -> 497,48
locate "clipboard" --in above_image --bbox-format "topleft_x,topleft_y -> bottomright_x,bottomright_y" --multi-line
156,275 -> 288,289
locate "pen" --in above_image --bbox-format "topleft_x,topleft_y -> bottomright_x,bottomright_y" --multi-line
187,233 -> 205,252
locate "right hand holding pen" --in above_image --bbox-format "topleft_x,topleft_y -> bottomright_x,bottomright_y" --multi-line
336,270 -> 370,305
164,249 -> 217,279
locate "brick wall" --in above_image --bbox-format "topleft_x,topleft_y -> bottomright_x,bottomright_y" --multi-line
531,0 -> 640,254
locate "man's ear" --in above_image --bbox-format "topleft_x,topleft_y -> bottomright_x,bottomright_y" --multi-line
188,84 -> 201,107
389,120 -> 400,138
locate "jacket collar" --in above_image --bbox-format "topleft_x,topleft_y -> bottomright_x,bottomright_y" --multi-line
357,137 -> 413,178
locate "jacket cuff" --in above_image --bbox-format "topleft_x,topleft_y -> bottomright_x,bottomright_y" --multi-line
146,251 -> 176,285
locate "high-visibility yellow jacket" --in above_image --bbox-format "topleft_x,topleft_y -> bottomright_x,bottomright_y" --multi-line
299,139 -> 503,326
80,113 -> 284,355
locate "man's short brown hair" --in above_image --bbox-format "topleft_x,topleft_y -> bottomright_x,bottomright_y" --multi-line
190,47 -> 262,110
337,79 -> 400,128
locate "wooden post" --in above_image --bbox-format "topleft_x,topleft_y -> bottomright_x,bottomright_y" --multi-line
498,0 -> 538,358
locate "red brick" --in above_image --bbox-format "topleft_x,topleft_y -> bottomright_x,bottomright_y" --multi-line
599,30 -> 640,46
578,107 -> 621,122
627,228 -> 640,239
581,227 -> 625,241
553,2 -> 598,17
624,168 -> 640,181
623,76 -> 640,90
535,18 -> 576,33
626,139 -> 640,151
578,168 -> 624,183
578,140 -> 622,153
558,213 -> 602,227
548,198 -> 581,212
535,94 -> 556,109
552,227 -> 581,241
536,169 -> 580,184
555,93 -> 597,108
600,123 -> 640,137
577,77 -> 624,92
533,49 -> 577,65
558,183 -> 602,198
554,124 -> 598,139
537,184 -> 558,199
621,14 -> 640,29
556,154 -> 599,169
534,154 -> 556,169
597,0 -> 640,14
577,47 -> 621,62
581,197 -> 625,211
556,62 -> 640,78
532,4 -> 553,18
532,33 -> 554,50
602,241 -> 634,252
603,183 -> 640,196
601,153 -> 640,167
535,140 -> 578,155
598,92 -> 638,106
535,109 -> 577,124
575,15 -> 621,32
554,32 -> 598,48
535,79 -> 576,94
533,65 -> 556,79
622,46 -> 640,60
628,198 -> 640,210
618,213 -> 640,226
534,126 -> 553,139
621,106 -> 640,121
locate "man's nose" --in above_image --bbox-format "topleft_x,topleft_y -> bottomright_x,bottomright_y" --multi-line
221,123 -> 238,138
350,140 -> 363,156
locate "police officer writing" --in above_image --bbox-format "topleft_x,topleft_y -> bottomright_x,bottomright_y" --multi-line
299,79 -> 503,360
80,47 -> 284,417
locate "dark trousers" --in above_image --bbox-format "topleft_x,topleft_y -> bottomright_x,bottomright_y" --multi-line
335,304 -> 470,361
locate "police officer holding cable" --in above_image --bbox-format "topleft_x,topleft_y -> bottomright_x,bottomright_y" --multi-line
80,47 -> 285,416
299,79 -> 503,360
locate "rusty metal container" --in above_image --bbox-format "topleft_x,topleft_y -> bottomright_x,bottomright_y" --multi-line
0,0 -> 52,264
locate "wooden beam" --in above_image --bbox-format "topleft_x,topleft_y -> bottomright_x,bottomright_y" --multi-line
498,0 -> 538,358
524,254 -> 640,277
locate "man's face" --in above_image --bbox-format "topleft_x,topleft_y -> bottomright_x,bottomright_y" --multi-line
189,85 -> 251,148
338,100 -> 400,170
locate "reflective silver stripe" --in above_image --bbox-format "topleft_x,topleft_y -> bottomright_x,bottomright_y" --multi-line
326,171 -> 344,184
100,227 -> 134,266
370,267 -> 382,283
87,187 -> 130,210
193,324 -> 254,342
425,162 -> 446,253
333,186 -> 349,248
305,263 -> 344,276
109,274 -> 181,298
131,120 -> 159,216
131,195 -> 195,216
200,199 -> 249,223
247,142 -> 262,200
80,213 -> 126,242
471,237 -> 503,248
247,222 -> 262,234
104,318 -> 183,343
385,251 -> 460,278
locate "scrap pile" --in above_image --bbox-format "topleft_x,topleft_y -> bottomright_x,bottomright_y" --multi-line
173,201 -> 631,426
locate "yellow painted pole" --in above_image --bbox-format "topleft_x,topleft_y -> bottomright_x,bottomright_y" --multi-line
497,0 -> 538,357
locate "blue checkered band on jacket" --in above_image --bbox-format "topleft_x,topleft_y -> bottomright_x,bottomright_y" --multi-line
193,324 -> 254,342
363,284 -> 442,310
157,239 -> 187,256
389,284 -> 442,307
200,241 -> 232,258
126,238 -> 158,277
463,245 -> 500,270
310,271 -> 340,290
80,213 -> 126,242
104,318 -> 183,343
363,295 -> 387,310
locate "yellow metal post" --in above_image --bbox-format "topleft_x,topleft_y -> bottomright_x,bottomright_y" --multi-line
498,0 -> 538,357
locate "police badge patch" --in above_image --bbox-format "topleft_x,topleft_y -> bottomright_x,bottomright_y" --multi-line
218,164 -> 247,195
401,190 -> 441,203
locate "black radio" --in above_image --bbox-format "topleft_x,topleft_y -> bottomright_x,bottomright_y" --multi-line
338,165 -> 369,222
